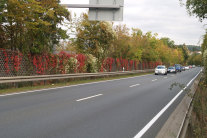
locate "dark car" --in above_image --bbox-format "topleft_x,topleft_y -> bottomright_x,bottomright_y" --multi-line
175,64 -> 182,72
167,66 -> 176,73
181,66 -> 185,71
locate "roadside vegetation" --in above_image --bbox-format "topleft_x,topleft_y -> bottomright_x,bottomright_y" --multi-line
61,13 -> 189,68
180,0 -> 207,137
186,78 -> 207,138
0,0 -> 70,54
1,0 -> 192,71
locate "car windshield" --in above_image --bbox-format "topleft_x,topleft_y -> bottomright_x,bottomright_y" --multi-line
168,67 -> 175,69
157,66 -> 165,69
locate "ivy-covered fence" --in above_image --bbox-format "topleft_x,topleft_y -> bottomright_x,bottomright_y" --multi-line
0,49 -> 162,77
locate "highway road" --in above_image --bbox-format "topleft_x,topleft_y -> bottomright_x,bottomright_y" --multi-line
0,67 -> 201,138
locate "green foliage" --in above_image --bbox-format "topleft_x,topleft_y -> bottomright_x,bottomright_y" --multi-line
203,50 -> 207,84
186,45 -> 201,52
202,32 -> 207,54
0,0 -> 6,47
160,37 -> 175,48
141,32 -> 160,62
188,81 -> 207,137
0,0 -> 6,23
1,0 -> 70,54
85,54 -> 98,73
185,0 -> 207,21
202,32 -> 207,84
112,25 -> 131,59
181,44 -> 190,63
188,53 -> 202,65
73,13 -> 116,70
65,14 -> 185,67
65,57 -> 78,73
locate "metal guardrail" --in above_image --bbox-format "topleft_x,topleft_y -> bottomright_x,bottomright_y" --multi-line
0,69 -> 154,84
177,70 -> 202,138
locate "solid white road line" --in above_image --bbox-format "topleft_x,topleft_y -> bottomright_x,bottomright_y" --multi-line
133,70 -> 201,138
152,79 -> 157,82
130,84 -> 140,88
76,94 -> 103,102
0,74 -> 152,97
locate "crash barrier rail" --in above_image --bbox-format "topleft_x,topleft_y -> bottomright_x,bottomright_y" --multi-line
0,69 -> 154,84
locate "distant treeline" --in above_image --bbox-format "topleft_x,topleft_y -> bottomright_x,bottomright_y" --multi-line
186,45 -> 201,52
177,45 -> 201,52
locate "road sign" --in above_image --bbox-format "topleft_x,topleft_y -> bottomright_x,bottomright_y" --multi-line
61,0 -> 124,21
89,0 -> 124,21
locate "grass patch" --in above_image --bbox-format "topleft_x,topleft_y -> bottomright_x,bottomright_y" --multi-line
0,72 -> 152,95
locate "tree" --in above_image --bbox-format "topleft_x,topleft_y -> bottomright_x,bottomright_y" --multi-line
202,32 -> 207,83
1,0 -> 70,54
112,24 -> 131,59
0,0 -> 6,23
180,0 -> 207,21
129,28 -> 143,61
160,37 -> 175,48
73,13 -> 116,69
0,0 -> 7,47
182,0 -> 207,83
203,50 -> 207,83
188,53 -> 202,65
181,44 -> 190,64
202,33 -> 207,53
141,32 -> 160,62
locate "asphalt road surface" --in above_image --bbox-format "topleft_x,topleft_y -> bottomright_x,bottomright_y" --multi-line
0,67 -> 201,138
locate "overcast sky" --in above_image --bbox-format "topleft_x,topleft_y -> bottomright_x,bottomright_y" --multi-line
61,0 -> 206,45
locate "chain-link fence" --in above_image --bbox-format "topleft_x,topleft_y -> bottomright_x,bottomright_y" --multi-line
0,49 -> 162,77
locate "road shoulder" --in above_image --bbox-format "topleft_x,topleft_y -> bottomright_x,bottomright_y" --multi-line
156,72 -> 201,138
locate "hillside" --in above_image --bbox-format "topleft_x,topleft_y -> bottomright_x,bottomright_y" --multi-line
186,45 -> 201,52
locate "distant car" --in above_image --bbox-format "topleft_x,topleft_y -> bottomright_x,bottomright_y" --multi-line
167,66 -> 176,73
189,65 -> 192,69
192,65 -> 196,68
185,66 -> 190,70
175,64 -> 182,72
181,66 -> 185,71
155,65 -> 167,75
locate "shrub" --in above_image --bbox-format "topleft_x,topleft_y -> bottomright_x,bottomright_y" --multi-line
203,50 -> 207,84
85,54 -> 98,73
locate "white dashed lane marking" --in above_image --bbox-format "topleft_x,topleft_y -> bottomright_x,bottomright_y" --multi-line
76,94 -> 103,102
130,84 -> 140,88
